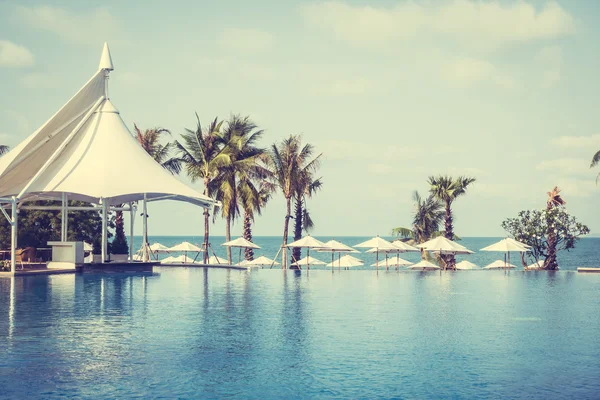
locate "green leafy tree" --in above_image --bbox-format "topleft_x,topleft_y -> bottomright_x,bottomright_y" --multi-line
0,145 -> 8,156
428,175 -> 476,269
175,115 -> 229,263
501,206 -> 589,270
266,135 -> 322,268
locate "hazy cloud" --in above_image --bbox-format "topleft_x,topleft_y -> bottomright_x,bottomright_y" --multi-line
14,5 -> 119,45
0,40 -> 34,67
302,1 -> 575,50
218,28 -> 275,52
551,134 -> 600,149
20,72 -> 58,89
536,158 -> 593,176
442,58 -> 516,89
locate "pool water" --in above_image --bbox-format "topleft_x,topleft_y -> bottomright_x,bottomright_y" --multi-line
0,268 -> 599,399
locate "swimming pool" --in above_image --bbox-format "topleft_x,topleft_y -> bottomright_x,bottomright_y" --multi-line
0,268 -> 598,399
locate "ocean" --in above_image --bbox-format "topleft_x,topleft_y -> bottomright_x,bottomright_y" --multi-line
138,236 -> 599,270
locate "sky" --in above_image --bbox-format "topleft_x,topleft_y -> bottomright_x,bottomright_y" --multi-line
0,0 -> 599,238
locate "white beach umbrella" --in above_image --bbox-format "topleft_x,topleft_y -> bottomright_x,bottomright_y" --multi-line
525,260 -> 544,270
291,255 -> 326,267
167,241 -> 203,262
247,255 -> 280,268
318,239 -> 359,271
392,240 -> 420,252
327,254 -> 364,270
222,237 -> 261,264
416,236 -> 473,270
381,256 -> 413,268
206,255 -> 229,265
150,243 -> 170,252
483,260 -> 517,269
481,238 -> 530,270
354,236 -> 398,270
83,242 -> 93,252
455,260 -> 479,270
408,260 -> 440,270
286,235 -> 327,269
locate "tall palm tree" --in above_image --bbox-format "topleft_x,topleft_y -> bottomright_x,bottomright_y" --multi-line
241,180 -> 275,261
175,115 -> 229,263
428,175 -> 476,269
133,124 -> 181,174
592,149 -> 600,183
292,177 -> 322,262
267,135 -> 322,269
0,145 -> 9,156
392,191 -> 445,261
212,115 -> 266,263
543,186 -> 566,270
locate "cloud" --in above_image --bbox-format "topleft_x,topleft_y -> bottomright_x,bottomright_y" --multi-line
537,46 -> 562,88
20,72 -> 58,89
442,58 -> 516,89
301,1 -> 575,50
14,5 -> 119,45
218,28 -> 275,52
551,134 -> 600,149
536,158 -> 594,176
311,77 -> 375,95
0,40 -> 34,67
368,163 -> 393,175
321,139 -> 422,162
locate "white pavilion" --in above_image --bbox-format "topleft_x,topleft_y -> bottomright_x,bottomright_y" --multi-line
0,43 -> 217,273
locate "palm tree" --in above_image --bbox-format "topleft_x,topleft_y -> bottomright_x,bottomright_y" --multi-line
428,175 -> 476,269
267,135 -> 322,269
392,191 -> 445,261
592,149 -> 600,183
133,124 -> 181,174
543,186 -> 566,270
175,115 -> 229,263
241,180 -> 274,261
212,115 -> 266,263
292,176 -> 323,262
0,145 -> 8,156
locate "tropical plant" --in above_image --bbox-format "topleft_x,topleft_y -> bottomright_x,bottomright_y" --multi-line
501,206 -> 589,270
267,135 -> 322,268
212,115 -> 266,263
242,180 -> 275,261
133,124 -> 182,174
592,149 -> 600,183
428,175 -> 476,269
544,186 -> 566,269
292,173 -> 323,262
0,145 -> 9,156
175,115 -> 229,263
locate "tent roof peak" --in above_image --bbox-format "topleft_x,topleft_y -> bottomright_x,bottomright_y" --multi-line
98,42 -> 114,71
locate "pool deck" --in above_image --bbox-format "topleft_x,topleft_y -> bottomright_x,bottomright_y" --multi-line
577,267 -> 600,273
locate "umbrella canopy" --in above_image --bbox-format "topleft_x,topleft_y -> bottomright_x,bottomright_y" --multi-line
455,260 -> 479,270
160,255 -> 179,264
167,241 -> 203,252
327,254 -> 364,268
483,260 -> 517,269
417,236 -> 473,254
408,260 -> 440,270
392,240 -> 420,252
83,242 -> 93,252
206,255 -> 229,265
481,238 -> 530,252
222,237 -> 261,249
526,260 -> 544,270
354,236 -> 397,250
382,256 -> 413,267
286,235 -> 326,248
291,255 -> 326,266
149,242 -> 170,252
161,254 -> 196,264
247,255 -> 280,266
317,239 -> 358,253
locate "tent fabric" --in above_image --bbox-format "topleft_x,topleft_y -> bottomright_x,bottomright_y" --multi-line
0,43 -> 214,209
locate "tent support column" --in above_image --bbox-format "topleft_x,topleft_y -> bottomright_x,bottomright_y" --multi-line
101,198 -> 108,263
10,197 -> 17,274
61,192 -> 68,241
142,193 -> 148,262
129,202 -> 135,261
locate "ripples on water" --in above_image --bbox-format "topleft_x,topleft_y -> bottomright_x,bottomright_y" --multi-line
0,269 -> 599,399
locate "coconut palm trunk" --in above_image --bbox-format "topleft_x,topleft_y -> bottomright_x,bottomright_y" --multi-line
443,201 -> 455,269
283,197 -> 292,269
243,211 -> 254,261
292,197 -> 303,261
203,179 -> 210,263
225,213 -> 232,263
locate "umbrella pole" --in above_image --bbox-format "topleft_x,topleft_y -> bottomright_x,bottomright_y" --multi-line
376,250 -> 379,271
331,252 -> 334,272
239,247 -> 242,265
386,254 -> 389,271
338,253 -> 341,271
308,248 -> 310,270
